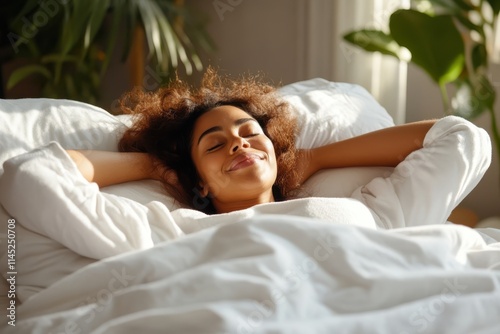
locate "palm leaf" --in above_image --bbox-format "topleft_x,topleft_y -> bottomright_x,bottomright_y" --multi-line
154,5 -> 180,70
120,0 -> 139,61
83,0 -> 111,56
101,0 -> 126,74
136,0 -> 166,66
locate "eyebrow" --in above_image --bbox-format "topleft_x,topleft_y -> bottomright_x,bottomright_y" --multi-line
197,118 -> 258,145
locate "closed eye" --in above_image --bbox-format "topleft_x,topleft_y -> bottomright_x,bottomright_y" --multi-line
207,143 -> 223,152
244,133 -> 260,138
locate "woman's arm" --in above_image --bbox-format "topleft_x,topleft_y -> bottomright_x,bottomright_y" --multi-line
66,150 -> 157,188
299,119 -> 438,182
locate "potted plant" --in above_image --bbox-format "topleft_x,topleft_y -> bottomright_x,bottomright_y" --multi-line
343,0 -> 500,166
0,0 -> 214,105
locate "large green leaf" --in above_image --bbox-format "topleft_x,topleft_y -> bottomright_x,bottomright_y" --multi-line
343,30 -> 405,59
390,9 -> 465,85
6,64 -> 51,89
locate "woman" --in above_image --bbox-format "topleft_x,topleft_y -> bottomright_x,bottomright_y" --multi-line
0,70 -> 491,259
68,70 -> 440,215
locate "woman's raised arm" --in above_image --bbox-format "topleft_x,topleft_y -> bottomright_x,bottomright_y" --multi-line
299,119 -> 438,182
66,150 -> 157,188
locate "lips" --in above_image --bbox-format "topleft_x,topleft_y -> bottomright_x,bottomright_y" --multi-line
227,153 -> 263,172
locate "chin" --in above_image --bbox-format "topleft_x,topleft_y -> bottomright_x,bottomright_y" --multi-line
233,171 -> 274,186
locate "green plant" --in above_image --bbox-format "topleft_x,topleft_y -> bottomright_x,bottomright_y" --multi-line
343,0 -> 500,161
1,0 -> 214,104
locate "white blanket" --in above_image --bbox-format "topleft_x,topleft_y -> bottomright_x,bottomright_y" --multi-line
4,216 -> 500,334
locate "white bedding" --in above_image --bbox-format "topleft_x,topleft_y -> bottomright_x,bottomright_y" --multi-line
5,216 -> 500,333
0,78 -> 499,333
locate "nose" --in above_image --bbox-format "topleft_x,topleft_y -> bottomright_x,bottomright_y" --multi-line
230,136 -> 250,153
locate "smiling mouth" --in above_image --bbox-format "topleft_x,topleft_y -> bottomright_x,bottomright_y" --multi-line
227,153 -> 263,172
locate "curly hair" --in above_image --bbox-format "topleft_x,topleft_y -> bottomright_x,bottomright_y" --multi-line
118,69 -> 300,214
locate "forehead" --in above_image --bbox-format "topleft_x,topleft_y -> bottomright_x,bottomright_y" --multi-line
194,105 -> 254,131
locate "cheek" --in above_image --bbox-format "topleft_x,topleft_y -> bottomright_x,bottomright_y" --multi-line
193,153 -> 223,182
205,156 -> 224,175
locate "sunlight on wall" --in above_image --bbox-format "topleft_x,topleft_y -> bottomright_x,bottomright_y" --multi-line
331,0 -> 410,124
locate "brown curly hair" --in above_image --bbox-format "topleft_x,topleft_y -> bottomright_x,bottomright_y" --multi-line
118,69 -> 300,214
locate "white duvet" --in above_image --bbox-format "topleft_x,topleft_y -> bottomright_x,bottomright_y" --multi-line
4,216 -> 500,334
1,111 -> 499,332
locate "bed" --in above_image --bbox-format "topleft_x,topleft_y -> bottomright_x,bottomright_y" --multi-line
0,78 -> 499,333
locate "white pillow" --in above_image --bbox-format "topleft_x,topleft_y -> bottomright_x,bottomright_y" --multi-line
280,78 -> 394,149
278,78 -> 395,198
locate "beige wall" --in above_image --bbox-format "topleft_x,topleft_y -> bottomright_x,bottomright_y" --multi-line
183,0 -> 308,85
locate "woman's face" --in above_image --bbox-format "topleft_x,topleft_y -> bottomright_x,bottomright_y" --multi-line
191,105 -> 277,208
